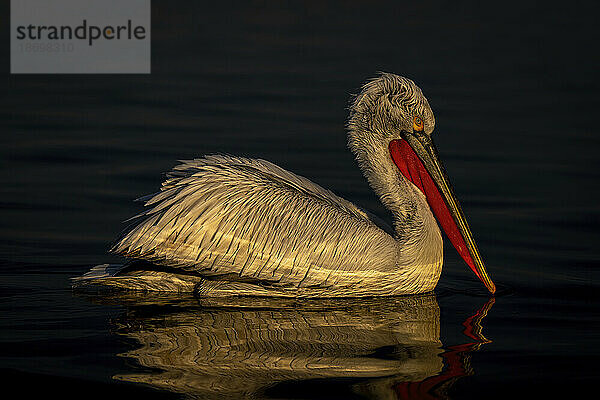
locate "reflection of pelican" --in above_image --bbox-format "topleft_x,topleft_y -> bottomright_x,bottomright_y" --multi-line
391,298 -> 495,400
86,294 -> 494,399
74,73 -> 494,296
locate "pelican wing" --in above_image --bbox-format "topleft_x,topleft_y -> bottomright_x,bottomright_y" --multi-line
111,155 -> 397,289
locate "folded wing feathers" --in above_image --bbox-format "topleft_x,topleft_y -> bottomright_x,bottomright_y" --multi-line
111,155 -> 396,287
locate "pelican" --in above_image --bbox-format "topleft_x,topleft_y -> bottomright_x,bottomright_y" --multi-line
74,73 -> 495,296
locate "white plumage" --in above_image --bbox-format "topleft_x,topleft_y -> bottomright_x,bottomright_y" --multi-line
107,154 -> 441,297
73,73 -> 493,297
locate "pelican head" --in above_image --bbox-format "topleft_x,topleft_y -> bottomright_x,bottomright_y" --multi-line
347,73 -> 495,294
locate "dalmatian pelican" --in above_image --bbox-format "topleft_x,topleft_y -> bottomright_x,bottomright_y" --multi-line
74,73 -> 495,296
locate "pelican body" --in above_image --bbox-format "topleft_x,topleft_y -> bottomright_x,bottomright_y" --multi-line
75,73 -> 495,296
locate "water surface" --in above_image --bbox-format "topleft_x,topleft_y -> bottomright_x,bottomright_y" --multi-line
1,1 -> 598,399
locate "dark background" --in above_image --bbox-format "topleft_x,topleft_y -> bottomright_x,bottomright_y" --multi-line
1,1 -> 599,399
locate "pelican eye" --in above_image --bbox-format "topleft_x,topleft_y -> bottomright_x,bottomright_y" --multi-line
413,116 -> 424,132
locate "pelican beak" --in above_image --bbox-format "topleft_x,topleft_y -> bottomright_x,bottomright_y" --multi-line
389,132 -> 496,294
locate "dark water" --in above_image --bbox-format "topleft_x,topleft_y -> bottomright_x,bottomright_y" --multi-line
1,1 -> 599,399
